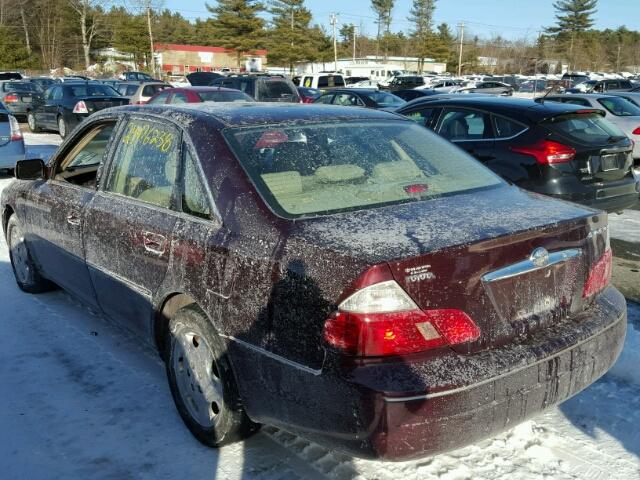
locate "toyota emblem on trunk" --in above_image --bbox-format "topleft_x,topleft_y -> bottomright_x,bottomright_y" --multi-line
530,247 -> 550,267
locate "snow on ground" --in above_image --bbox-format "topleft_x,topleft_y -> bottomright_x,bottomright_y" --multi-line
610,209 -> 640,244
1,134 -> 640,479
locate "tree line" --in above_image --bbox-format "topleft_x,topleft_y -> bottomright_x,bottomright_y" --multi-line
0,0 -> 638,75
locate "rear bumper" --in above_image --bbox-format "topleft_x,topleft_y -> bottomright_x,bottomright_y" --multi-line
229,286 -> 626,460
5,103 -> 30,116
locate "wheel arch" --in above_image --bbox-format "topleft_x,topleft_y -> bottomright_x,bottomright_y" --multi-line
2,204 -> 14,239
154,292 -> 199,360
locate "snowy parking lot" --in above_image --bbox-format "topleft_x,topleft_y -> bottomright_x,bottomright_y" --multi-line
1,132 -> 640,479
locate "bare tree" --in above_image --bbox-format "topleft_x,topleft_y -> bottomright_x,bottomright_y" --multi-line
67,0 -> 107,69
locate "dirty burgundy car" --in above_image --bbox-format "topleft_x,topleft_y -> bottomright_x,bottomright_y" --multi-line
1,103 -> 626,460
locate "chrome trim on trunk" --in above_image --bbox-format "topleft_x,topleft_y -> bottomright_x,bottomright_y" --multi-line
481,248 -> 582,283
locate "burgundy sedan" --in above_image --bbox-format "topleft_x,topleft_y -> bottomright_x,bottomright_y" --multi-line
2,103 -> 625,460
147,86 -> 254,105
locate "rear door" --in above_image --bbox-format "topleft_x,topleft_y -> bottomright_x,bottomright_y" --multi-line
83,116 -> 182,334
435,107 -> 495,161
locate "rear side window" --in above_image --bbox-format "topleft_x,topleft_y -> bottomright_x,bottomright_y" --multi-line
181,149 -> 211,219
147,91 -> 170,104
439,108 -> 493,141
198,91 -> 252,102
105,119 -> 180,209
66,85 -> 117,97
546,113 -> 626,144
224,120 -> 502,218
492,116 -> 527,139
316,94 -> 334,104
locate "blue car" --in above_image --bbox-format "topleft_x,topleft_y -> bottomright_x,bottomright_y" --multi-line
0,102 -> 25,171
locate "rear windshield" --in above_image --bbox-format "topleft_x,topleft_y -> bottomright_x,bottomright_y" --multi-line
256,79 -> 298,101
118,84 -> 139,96
367,91 -> 405,107
597,96 -> 640,116
224,120 -> 503,218
65,84 -> 119,97
546,113 -> 627,144
198,90 -> 253,102
4,82 -> 39,93
142,84 -> 167,96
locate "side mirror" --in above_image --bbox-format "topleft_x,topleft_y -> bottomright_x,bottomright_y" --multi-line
15,158 -> 47,181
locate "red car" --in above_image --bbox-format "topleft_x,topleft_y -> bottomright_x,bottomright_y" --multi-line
146,86 -> 254,105
2,103 -> 626,460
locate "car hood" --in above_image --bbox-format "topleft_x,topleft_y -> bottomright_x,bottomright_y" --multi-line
291,185 -> 596,265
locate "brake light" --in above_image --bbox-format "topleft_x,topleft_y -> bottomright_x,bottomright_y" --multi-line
323,280 -> 480,356
632,127 -> 640,135
72,101 -> 89,114
4,94 -> 18,103
8,115 -> 22,141
582,249 -> 612,298
511,140 -> 576,165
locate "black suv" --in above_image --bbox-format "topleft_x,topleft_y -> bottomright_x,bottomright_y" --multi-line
396,96 -> 640,212
209,75 -> 300,102
384,75 -> 425,91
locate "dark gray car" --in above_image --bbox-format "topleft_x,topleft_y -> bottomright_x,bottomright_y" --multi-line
0,81 -> 42,119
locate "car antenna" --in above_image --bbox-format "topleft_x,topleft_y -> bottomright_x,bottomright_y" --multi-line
538,81 -> 562,103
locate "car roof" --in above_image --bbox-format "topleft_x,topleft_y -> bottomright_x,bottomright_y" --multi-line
117,103 -> 406,129
398,95 -> 595,122
165,86 -> 240,92
544,93 -> 615,99
324,88 -> 377,94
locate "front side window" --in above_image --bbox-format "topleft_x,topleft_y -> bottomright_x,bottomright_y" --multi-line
224,120 -> 503,219
333,93 -> 362,106
104,118 -> 180,209
405,108 -> 435,127
439,108 -> 493,141
55,122 -> 116,187
316,94 -> 334,104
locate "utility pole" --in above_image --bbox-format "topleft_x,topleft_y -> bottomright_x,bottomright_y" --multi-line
352,25 -> 357,62
457,22 -> 464,77
146,0 -> 156,76
330,12 -> 338,72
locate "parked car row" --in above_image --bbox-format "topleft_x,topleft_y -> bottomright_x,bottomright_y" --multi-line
2,101 -> 628,461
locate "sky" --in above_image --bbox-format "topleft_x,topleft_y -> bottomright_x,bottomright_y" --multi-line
161,0 -> 640,40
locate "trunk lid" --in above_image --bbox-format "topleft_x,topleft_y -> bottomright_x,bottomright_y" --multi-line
543,111 -> 634,183
80,96 -> 129,113
297,185 -> 605,354
0,113 -> 11,146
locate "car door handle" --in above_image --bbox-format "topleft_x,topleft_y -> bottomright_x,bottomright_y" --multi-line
66,211 -> 81,226
142,231 -> 167,255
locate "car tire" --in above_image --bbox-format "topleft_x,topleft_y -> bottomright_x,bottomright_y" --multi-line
6,215 -> 54,293
165,304 -> 258,447
57,115 -> 68,138
27,112 -> 41,133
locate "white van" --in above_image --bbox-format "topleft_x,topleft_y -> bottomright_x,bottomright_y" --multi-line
300,73 -> 346,89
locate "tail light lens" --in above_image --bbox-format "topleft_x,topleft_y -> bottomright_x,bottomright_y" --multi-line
582,249 -> 612,298
632,127 -> 640,135
511,140 -> 576,165
324,280 -> 480,357
72,101 -> 89,114
8,115 -> 22,141
4,94 -> 18,103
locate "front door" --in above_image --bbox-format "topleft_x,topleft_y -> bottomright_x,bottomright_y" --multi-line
25,120 -> 119,306
83,116 -> 182,335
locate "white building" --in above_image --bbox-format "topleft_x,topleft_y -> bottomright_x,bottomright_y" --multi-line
296,56 -> 447,80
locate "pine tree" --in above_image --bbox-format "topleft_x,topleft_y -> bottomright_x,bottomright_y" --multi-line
408,0 -> 436,71
371,0 -> 393,59
546,0 -> 597,68
268,0 -> 315,72
205,0 -> 265,68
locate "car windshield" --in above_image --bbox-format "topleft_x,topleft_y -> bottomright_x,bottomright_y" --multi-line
66,84 -> 119,97
224,120 -> 503,218
257,79 -> 298,101
4,82 -> 40,93
366,92 -> 405,107
546,112 -> 627,144
597,96 -> 640,116
198,90 -> 252,102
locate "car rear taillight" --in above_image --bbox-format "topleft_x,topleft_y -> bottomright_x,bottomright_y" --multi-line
73,101 -> 89,114
4,94 -> 18,103
582,249 -> 612,298
323,280 -> 480,356
632,127 -> 640,135
8,115 -> 22,141
511,140 -> 576,165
